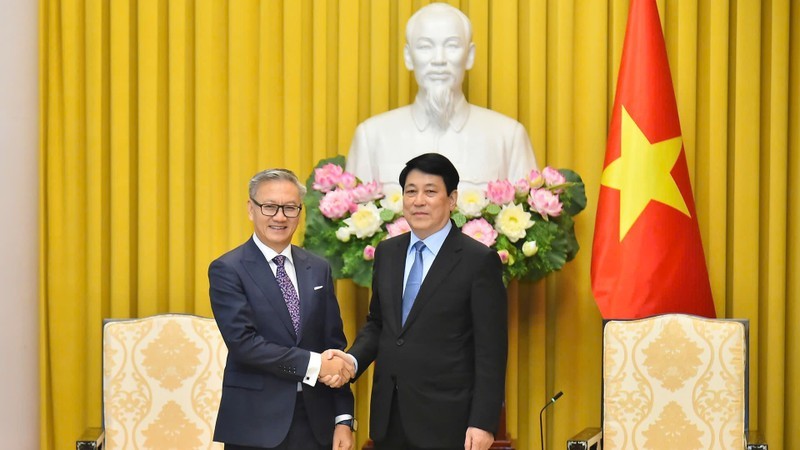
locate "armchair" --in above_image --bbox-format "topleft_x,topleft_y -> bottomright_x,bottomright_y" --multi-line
567,314 -> 767,450
76,314 -> 227,450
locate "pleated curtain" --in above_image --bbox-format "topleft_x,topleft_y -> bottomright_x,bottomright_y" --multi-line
40,1 -> 799,449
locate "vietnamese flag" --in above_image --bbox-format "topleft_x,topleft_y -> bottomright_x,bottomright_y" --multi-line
590,0 -> 715,319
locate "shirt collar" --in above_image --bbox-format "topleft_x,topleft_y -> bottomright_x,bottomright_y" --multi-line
408,220 -> 452,257
252,233 -> 294,265
410,92 -> 470,132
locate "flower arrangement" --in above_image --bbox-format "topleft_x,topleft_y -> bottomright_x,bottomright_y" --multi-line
302,155 -> 586,286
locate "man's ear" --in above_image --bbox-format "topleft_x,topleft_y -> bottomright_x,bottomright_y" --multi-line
247,200 -> 256,221
449,190 -> 458,210
465,42 -> 476,70
404,44 -> 414,70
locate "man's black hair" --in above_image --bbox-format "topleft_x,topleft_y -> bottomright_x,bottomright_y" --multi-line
398,153 -> 460,195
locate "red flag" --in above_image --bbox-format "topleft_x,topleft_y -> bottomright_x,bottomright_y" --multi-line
590,0 -> 715,319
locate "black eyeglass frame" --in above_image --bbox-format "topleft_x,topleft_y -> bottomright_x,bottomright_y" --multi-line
250,198 -> 303,218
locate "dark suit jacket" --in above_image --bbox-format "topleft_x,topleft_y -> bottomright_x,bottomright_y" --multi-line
348,224 -> 508,448
209,238 -> 353,448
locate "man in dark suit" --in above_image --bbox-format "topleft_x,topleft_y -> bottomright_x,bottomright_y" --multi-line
209,168 -> 356,450
342,153 -> 508,450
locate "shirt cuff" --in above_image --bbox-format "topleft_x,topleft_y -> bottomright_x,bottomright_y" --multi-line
303,351 -> 321,386
335,414 -> 354,425
348,353 -> 358,373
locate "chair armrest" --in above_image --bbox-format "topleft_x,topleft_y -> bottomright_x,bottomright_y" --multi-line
746,430 -> 767,450
76,427 -> 104,450
567,427 -> 602,450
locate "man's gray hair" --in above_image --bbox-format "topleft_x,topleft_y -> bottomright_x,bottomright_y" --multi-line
248,168 -> 307,199
406,3 -> 473,43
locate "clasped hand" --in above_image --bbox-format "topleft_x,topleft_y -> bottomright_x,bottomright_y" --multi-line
318,349 -> 355,388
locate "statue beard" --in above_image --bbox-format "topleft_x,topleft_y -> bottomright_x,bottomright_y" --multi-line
424,85 -> 456,130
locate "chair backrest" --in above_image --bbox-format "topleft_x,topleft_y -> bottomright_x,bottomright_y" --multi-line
102,314 -> 227,450
602,314 -> 746,450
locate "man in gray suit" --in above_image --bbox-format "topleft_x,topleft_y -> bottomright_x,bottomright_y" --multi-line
209,168 -> 356,449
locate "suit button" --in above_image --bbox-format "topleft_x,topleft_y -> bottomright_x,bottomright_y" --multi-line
396,338 -> 404,346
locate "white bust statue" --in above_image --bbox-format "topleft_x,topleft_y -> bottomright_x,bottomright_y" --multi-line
345,2 -> 539,194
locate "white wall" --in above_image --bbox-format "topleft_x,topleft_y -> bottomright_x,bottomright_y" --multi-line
0,0 -> 40,446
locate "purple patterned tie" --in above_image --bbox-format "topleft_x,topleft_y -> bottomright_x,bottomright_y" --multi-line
273,255 -> 300,334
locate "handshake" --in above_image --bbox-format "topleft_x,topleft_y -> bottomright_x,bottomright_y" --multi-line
318,349 -> 356,388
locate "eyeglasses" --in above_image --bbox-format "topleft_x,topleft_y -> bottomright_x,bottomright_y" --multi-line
250,198 -> 303,218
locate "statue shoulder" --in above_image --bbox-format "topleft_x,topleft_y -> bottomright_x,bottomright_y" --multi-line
358,105 -> 414,129
466,103 -> 524,127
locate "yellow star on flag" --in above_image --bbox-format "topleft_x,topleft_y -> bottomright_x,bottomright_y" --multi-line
601,106 -> 690,240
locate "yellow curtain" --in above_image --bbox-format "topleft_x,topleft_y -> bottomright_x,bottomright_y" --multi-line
39,1 -> 799,449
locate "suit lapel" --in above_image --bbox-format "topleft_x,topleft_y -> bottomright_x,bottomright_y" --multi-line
389,234 -> 410,332
401,226 -> 463,333
241,239 -> 297,339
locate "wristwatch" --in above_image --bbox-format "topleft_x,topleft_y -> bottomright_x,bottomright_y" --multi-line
336,418 -> 358,431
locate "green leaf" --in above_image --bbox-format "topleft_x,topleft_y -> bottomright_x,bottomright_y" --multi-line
380,209 -> 396,222
485,203 -> 501,215
558,169 -> 587,216
452,211 -> 467,227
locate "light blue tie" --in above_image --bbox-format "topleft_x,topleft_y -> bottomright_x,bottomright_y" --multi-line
402,241 -> 426,325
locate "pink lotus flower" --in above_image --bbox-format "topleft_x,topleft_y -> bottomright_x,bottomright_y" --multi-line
349,181 -> 383,203
528,169 -> 544,189
528,188 -> 563,219
338,172 -> 358,190
363,245 -> 376,261
462,218 -> 498,247
313,163 -> 345,192
497,249 -> 511,264
386,217 -> 411,237
486,180 -> 515,205
514,178 -> 531,197
319,190 -> 355,219
543,167 -> 567,193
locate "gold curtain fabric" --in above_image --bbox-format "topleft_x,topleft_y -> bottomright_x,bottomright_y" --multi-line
39,1 -> 799,449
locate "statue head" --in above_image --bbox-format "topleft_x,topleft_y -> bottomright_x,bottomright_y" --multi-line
404,3 -> 476,127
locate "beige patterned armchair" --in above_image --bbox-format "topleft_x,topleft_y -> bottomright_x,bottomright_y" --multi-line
77,314 -> 227,450
567,314 -> 767,450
